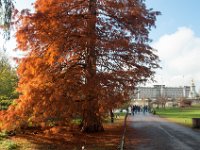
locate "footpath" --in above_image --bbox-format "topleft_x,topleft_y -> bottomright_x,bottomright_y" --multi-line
124,113 -> 200,150
124,113 -> 149,150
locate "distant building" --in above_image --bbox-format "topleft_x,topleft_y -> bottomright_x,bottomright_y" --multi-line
132,81 -> 198,100
188,80 -> 197,98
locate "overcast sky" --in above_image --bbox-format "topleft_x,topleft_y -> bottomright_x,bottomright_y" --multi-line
145,0 -> 200,92
1,0 -> 200,91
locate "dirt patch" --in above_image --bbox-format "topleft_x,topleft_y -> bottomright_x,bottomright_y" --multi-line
10,121 -> 124,150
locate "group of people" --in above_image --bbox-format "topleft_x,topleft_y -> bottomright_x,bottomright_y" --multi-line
130,105 -> 150,115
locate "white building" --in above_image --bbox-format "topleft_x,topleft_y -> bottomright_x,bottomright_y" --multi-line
132,81 -> 198,100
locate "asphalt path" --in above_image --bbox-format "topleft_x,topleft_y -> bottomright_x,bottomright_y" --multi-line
127,113 -> 200,150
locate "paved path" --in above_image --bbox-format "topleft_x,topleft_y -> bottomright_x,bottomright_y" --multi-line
126,113 -> 200,150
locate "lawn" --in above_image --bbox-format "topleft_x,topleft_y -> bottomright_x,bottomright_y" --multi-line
155,105 -> 200,127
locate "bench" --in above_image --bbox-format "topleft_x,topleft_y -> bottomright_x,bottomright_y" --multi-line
192,118 -> 200,128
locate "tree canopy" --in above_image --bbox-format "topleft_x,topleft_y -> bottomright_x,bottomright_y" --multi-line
0,0 -> 160,132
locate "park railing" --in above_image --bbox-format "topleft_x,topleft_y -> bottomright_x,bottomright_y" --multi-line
118,111 -> 128,150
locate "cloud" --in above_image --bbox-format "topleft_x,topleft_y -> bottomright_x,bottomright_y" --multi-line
151,27 -> 200,92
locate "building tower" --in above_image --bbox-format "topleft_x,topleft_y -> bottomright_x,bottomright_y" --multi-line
188,80 -> 197,99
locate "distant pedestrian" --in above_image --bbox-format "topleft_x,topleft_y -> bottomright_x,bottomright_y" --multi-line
110,110 -> 114,123
132,106 -> 135,116
143,106 -> 146,115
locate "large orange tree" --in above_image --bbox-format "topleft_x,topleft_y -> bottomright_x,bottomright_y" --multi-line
0,0 -> 160,132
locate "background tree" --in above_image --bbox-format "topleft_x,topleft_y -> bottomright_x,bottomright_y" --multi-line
0,0 -> 160,132
157,96 -> 168,109
0,53 -> 18,109
0,55 -> 17,98
0,0 -> 14,40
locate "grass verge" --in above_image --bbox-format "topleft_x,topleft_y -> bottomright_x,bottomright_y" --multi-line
155,105 -> 200,127
0,132 -> 19,150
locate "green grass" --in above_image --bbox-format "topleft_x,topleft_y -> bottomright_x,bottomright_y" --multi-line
71,112 -> 127,124
155,105 -> 200,127
102,112 -> 126,123
71,118 -> 82,125
0,141 -> 19,150
0,132 -> 19,150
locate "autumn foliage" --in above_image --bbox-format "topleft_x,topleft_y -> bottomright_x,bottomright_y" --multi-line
0,0 -> 160,132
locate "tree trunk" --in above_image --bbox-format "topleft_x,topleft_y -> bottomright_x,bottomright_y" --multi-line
81,0 -> 104,133
81,100 -> 104,133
